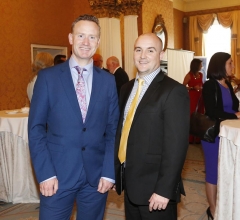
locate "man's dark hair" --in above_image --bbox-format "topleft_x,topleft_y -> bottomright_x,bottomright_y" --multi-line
190,58 -> 202,74
71,14 -> 101,36
54,54 -> 66,65
207,52 -> 231,80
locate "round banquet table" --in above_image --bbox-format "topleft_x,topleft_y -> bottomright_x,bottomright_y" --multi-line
0,110 -> 40,203
215,119 -> 240,220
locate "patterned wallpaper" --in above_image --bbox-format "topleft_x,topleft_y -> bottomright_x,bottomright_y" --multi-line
0,0 -> 175,110
173,8 -> 184,49
0,0 -> 92,110
142,0 -> 174,49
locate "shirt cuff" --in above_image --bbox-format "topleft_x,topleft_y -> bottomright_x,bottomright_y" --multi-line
40,176 -> 57,183
102,177 -> 115,184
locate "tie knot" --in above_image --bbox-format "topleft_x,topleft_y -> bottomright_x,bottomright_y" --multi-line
138,78 -> 144,85
74,66 -> 86,75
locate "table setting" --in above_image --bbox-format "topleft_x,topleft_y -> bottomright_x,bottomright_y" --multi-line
0,106 -> 40,203
215,119 -> 240,219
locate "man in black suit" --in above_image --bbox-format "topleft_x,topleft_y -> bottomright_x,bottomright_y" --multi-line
114,33 -> 189,220
106,56 -> 129,96
93,53 -> 109,72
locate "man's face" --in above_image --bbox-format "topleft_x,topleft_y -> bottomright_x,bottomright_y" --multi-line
133,34 -> 164,77
93,54 -> 103,68
106,59 -> 115,74
68,20 -> 100,65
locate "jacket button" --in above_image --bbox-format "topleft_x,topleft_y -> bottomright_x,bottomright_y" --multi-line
82,147 -> 85,151
83,128 -> 86,131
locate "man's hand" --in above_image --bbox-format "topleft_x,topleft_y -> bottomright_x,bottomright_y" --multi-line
40,178 -> 58,197
148,193 -> 169,211
111,184 -> 116,191
97,178 -> 114,194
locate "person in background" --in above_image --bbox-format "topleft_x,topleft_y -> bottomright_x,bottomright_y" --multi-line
28,14 -> 119,220
93,53 -> 109,72
183,58 -> 204,144
54,54 -> 67,65
106,56 -> 129,96
228,75 -> 240,110
114,33 -> 189,220
201,52 -> 240,220
27,52 -> 53,102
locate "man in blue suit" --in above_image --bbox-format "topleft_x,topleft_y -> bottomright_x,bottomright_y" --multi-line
28,14 -> 119,220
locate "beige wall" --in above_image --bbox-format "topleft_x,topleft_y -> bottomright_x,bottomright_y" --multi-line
183,0 -> 240,12
0,0 -> 92,110
173,0 -> 240,12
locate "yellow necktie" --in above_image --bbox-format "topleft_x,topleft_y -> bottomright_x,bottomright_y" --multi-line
118,78 -> 144,164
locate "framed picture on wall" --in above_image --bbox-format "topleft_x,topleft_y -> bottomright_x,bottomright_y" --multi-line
31,44 -> 68,63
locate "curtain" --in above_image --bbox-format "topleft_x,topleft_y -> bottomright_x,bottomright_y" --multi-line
230,11 -> 240,78
98,17 -> 122,68
124,15 -> 138,80
217,11 -> 240,78
197,14 -> 214,32
217,12 -> 233,28
189,11 -> 240,78
189,16 -> 203,56
189,14 -> 214,56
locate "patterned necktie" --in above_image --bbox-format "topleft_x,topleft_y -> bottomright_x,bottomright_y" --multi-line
118,78 -> 144,164
75,66 -> 87,123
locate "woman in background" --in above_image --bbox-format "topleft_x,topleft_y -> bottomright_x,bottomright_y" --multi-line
183,58 -> 204,144
27,52 -> 53,102
229,75 -> 240,109
202,52 -> 240,219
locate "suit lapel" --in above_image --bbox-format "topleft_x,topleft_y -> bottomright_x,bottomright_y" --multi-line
84,66 -> 102,123
119,79 -> 135,121
59,61 -> 83,123
133,71 -> 165,123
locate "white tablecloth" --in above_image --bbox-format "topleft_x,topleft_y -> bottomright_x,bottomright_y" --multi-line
0,110 -> 40,203
215,119 -> 240,220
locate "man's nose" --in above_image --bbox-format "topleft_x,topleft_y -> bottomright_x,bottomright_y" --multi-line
82,37 -> 90,45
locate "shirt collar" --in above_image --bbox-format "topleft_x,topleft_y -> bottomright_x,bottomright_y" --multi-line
113,66 -> 120,74
69,55 -> 93,73
136,67 -> 161,85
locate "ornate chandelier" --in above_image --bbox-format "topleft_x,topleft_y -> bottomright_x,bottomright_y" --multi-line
88,0 -> 144,18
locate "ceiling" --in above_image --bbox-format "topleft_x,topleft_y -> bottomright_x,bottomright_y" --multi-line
173,0 -> 240,12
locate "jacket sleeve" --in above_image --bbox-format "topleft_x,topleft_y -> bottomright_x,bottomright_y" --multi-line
28,70 -> 56,183
203,80 -> 237,119
154,84 -> 189,200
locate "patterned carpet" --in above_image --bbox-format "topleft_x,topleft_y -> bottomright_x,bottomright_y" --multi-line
0,144 -> 209,220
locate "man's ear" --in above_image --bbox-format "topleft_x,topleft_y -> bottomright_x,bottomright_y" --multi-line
160,51 -> 165,60
68,33 -> 73,45
97,38 -> 100,48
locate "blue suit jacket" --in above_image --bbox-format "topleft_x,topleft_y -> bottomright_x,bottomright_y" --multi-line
28,60 -> 119,189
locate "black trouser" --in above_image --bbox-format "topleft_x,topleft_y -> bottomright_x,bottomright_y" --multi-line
123,166 -> 177,220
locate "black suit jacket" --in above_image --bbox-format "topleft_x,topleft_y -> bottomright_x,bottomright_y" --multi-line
114,71 -> 190,205
114,67 -> 129,96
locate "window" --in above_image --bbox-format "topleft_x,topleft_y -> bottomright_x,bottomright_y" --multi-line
203,17 -> 231,63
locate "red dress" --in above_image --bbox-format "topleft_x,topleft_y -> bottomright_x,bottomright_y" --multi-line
187,72 -> 204,143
